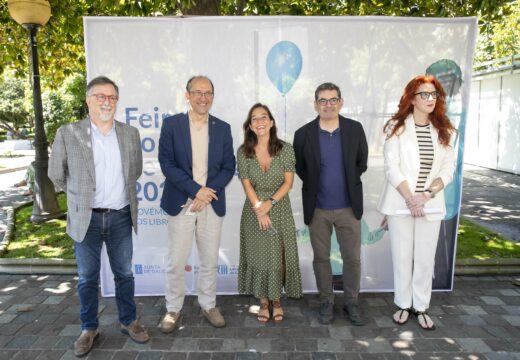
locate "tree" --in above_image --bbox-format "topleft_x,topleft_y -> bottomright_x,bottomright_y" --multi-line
0,73 -> 30,137
1,0 -> 517,86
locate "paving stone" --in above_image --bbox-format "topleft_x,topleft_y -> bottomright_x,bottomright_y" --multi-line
135,351 -> 164,360
460,315 -> 487,326
34,349 -> 66,359
97,337 -> 129,350
236,352 -> 261,360
456,338 -> 492,353
198,339 -> 223,351
85,349 -> 114,360
57,324 -> 80,337
271,338 -> 295,352
480,296 -> 506,306
0,314 -> 17,324
501,315 -> 520,326
328,327 -> 353,340
40,296 -> 65,306
161,353 -> 188,360
246,339 -> 271,353
186,353 -> 212,360
111,350 -> 140,360
287,353 -> 311,360
222,338 -> 246,351
172,338 -> 199,352
498,289 -> 519,297
261,352 -> 287,360
30,336 -> 60,350
4,335 -> 38,349
364,339 -> 394,353
459,305 -> 487,315
335,353 -> 361,360
210,352 -> 235,360
317,339 -> 344,352
10,349 -> 41,359
311,353 -> 335,360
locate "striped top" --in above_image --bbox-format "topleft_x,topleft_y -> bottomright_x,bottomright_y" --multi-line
415,123 -> 434,193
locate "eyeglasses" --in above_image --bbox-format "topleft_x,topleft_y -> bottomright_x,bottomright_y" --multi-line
251,115 -> 270,123
90,93 -> 119,103
414,91 -> 440,100
317,97 -> 340,106
189,91 -> 214,98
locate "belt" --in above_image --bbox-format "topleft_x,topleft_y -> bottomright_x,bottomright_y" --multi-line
92,208 -> 116,213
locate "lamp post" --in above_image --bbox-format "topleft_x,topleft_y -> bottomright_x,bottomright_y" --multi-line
8,0 -> 63,223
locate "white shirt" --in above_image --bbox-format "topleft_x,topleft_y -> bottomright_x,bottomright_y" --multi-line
90,121 -> 129,209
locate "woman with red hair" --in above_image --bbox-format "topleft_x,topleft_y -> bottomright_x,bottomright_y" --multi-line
377,75 -> 455,330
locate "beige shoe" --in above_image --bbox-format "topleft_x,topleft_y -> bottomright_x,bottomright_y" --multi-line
202,307 -> 226,328
74,330 -> 98,357
120,320 -> 150,343
159,311 -> 181,334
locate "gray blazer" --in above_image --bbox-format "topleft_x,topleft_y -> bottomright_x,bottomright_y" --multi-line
49,118 -> 143,242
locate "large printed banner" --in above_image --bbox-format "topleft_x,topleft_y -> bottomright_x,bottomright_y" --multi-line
83,16 -> 476,296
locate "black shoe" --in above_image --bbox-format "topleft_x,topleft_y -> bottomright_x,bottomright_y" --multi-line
318,301 -> 334,324
343,302 -> 367,326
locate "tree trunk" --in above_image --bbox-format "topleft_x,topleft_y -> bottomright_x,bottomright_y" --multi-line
182,0 -> 221,15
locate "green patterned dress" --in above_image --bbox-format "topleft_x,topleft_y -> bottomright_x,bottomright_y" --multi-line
237,142 -> 303,300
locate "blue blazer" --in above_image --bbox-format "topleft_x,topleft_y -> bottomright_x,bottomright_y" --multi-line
158,112 -> 236,216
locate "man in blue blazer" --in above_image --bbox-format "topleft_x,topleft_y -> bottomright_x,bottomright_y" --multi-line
158,76 -> 236,332
294,82 -> 368,326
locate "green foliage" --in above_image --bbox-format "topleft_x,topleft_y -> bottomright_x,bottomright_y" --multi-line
0,73 -> 30,135
4,193 -> 74,259
42,72 -> 87,143
1,0 -> 518,85
457,217 -> 520,260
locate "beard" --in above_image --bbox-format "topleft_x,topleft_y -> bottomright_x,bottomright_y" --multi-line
97,105 -> 115,122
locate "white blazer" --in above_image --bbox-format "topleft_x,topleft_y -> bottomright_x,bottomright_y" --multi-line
377,115 -> 455,221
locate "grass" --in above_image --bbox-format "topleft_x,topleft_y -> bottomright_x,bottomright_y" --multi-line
3,192 -> 74,259
456,217 -> 520,260
3,194 -> 519,261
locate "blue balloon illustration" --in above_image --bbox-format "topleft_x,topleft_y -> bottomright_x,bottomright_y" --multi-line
266,41 -> 302,95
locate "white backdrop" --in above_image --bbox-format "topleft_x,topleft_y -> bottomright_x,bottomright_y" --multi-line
83,16 -> 477,296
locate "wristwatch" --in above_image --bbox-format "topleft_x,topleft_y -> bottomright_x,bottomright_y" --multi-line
424,189 -> 435,198
269,197 -> 278,205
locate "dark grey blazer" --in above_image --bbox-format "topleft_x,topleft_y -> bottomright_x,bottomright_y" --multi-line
293,115 -> 368,225
49,118 -> 143,242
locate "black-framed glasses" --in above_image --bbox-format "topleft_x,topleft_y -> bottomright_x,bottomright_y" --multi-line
189,91 -> 214,98
90,93 -> 119,103
414,91 -> 440,100
317,97 -> 340,106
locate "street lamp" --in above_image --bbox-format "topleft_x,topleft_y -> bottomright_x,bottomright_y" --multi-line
8,0 -> 63,223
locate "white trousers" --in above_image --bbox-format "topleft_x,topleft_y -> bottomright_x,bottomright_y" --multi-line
387,216 -> 441,312
165,205 -> 223,312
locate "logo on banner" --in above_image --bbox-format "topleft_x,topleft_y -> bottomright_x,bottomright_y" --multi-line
135,264 -> 143,274
217,265 -> 228,275
185,265 -> 192,272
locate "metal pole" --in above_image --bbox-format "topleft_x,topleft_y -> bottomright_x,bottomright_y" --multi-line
25,23 -> 63,223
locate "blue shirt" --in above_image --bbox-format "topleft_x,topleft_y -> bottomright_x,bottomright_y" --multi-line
91,121 -> 129,210
316,126 -> 351,209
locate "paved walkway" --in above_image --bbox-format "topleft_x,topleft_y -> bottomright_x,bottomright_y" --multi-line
1,154 -> 519,359
0,273 -> 519,359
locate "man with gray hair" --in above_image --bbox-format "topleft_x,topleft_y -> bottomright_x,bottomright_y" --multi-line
293,82 -> 368,326
158,75 -> 235,333
49,76 -> 148,357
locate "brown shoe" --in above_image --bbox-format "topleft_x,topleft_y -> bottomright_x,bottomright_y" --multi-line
202,307 -> 226,328
74,330 -> 98,357
159,311 -> 181,334
120,320 -> 150,343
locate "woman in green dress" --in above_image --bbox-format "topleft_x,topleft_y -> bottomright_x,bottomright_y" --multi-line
237,103 -> 303,323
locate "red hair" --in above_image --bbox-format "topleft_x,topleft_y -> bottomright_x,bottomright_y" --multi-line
384,75 -> 455,146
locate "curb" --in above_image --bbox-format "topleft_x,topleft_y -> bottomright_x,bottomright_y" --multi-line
0,165 -> 29,175
0,258 -> 77,274
455,258 -> 520,275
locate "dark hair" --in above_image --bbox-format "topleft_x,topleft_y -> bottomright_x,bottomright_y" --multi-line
314,82 -> 341,101
86,76 -> 119,96
186,75 -> 214,93
240,103 -> 284,159
384,74 -> 455,146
